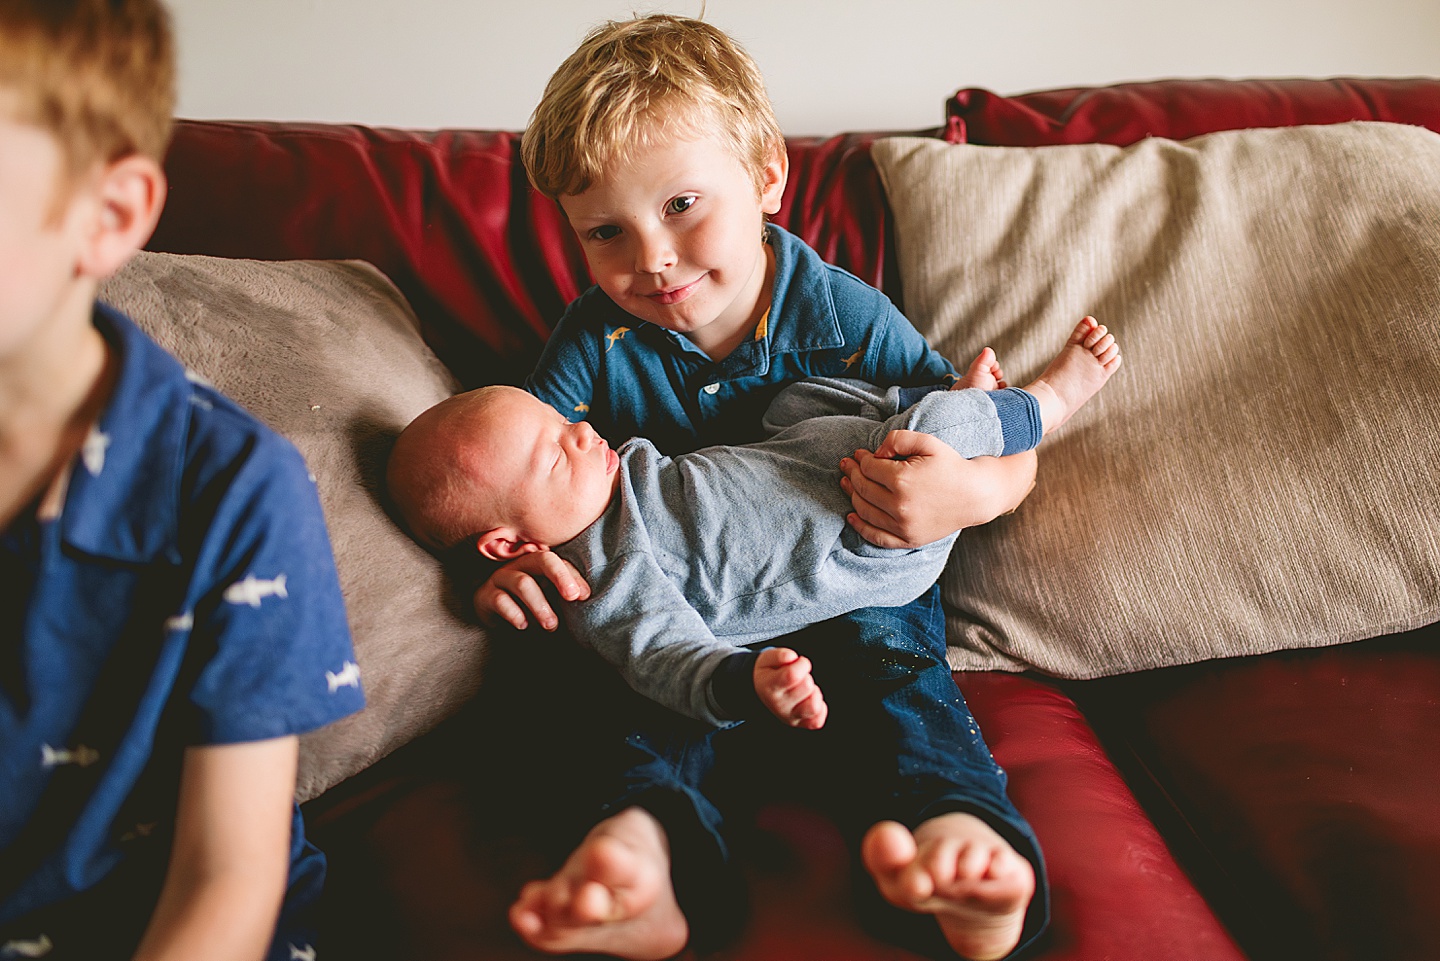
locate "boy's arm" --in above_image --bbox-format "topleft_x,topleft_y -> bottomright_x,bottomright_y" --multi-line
131,738 -> 298,961
865,301 -> 959,387
524,296 -> 606,426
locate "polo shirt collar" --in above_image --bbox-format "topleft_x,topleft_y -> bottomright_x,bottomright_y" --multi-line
58,303 -> 189,564
763,224 -> 845,354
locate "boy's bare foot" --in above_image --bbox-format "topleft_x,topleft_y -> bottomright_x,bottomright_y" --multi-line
1025,316 -> 1121,435
861,813 -> 1034,961
954,347 -> 1008,391
754,647 -> 828,729
508,807 -> 688,960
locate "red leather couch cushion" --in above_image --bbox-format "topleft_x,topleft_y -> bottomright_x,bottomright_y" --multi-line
946,76 -> 1440,146
1072,621 -> 1440,961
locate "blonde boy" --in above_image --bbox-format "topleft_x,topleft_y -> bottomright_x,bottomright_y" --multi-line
463,15 -> 1054,961
0,3 -> 362,959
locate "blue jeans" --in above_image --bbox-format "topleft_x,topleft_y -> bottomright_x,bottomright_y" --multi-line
493,585 -> 1049,957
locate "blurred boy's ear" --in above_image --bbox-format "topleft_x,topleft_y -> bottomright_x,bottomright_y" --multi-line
476,528 -> 546,562
759,142 -> 788,216
76,154 -> 167,281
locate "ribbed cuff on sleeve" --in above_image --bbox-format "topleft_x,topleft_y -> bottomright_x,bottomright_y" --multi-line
707,649 -> 765,722
989,387 -> 1043,455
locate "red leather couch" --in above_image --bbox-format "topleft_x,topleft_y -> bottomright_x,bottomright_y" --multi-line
150,78 -> 1440,961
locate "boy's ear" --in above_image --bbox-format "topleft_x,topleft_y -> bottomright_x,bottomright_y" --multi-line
75,154 -> 167,281
476,528 -> 546,562
759,143 -> 789,217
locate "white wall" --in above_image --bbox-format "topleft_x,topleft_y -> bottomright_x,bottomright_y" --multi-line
169,0 -> 1440,135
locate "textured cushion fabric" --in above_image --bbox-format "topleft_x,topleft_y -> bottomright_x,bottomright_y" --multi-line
871,122 -> 1440,677
946,77 -> 1440,147
99,252 -> 478,799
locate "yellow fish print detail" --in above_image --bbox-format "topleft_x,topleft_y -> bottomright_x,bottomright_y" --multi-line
605,327 -> 631,352
841,348 -> 864,371
574,403 -> 590,414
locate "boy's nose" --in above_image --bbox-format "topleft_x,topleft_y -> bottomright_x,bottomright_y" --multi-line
634,232 -> 677,274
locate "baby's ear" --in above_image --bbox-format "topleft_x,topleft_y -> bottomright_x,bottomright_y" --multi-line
476,528 -> 543,562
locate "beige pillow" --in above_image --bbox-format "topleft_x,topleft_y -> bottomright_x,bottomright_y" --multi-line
100,253 -> 478,799
871,122 -> 1440,678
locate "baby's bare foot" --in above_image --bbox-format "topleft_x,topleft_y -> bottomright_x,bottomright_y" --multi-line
1025,316 -> 1121,435
862,814 -> 1034,961
508,807 -> 688,960
755,647 -> 828,729
954,347 -> 1008,391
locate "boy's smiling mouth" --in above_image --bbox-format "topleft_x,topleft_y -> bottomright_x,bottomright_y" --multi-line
645,276 -> 704,304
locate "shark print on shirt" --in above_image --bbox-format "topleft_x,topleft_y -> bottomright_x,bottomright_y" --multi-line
224,574 -> 288,608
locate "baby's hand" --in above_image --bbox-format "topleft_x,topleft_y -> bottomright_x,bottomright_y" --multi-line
473,551 -> 590,631
754,647 -> 828,730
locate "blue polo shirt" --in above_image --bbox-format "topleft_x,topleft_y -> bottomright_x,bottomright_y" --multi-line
0,304 -> 364,957
526,224 -> 957,452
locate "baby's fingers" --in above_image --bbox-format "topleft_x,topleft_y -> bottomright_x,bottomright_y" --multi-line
476,573 -> 559,631
521,551 -> 591,601
474,584 -> 530,631
790,689 -> 828,730
507,576 -> 561,631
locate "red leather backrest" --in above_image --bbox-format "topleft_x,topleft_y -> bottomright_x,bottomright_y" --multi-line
947,77 -> 1440,146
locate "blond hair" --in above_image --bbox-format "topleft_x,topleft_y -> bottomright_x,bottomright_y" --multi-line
0,0 -> 176,181
522,14 -> 783,199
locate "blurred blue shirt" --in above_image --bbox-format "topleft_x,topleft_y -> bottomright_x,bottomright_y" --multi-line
0,304 -> 363,954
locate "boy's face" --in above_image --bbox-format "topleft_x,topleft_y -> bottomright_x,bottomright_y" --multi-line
0,106 -> 92,363
471,387 -> 621,551
559,125 -> 786,357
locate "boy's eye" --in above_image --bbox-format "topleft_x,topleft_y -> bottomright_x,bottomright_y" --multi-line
666,195 -> 697,215
589,225 -> 621,242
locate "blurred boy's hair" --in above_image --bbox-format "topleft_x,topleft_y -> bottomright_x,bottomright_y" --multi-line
0,0 -> 176,180
522,14 -> 784,199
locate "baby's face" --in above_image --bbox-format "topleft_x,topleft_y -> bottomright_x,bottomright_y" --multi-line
476,387 -> 621,549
